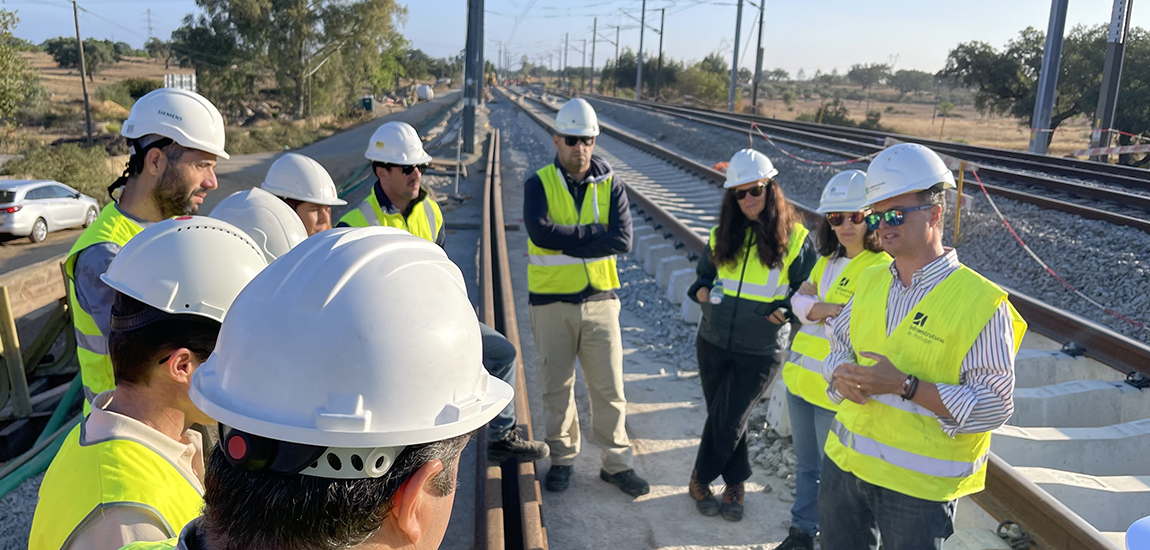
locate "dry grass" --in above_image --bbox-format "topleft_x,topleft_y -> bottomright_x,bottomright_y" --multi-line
21,52 -> 191,104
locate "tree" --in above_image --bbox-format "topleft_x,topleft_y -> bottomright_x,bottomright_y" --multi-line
113,41 -> 135,58
43,37 -> 119,81
737,67 -> 752,81
145,38 -> 172,69
888,69 -> 934,97
678,63 -> 727,108
699,52 -> 728,75
846,63 -> 890,91
765,68 -> 789,82
0,10 -> 40,123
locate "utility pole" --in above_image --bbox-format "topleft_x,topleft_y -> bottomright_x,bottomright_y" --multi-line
590,18 -> 597,92
728,0 -> 744,112
581,39 -> 587,93
1029,0 -> 1068,154
615,26 -> 620,94
1091,0 -> 1133,161
654,9 -> 665,101
462,0 -> 484,153
72,0 -> 92,146
636,0 -> 647,99
564,33 -> 569,94
751,0 -> 765,110
147,9 -> 153,39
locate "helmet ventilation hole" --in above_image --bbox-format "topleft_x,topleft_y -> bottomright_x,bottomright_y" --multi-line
351,454 -> 363,471
327,453 -> 342,471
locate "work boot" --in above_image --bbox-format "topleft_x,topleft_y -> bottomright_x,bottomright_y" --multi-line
689,469 -> 720,516
777,527 -> 814,550
545,465 -> 573,492
599,468 -> 651,497
487,428 -> 549,462
720,482 -> 745,522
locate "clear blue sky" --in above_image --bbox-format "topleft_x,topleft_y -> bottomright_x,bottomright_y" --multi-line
7,0 -> 1148,76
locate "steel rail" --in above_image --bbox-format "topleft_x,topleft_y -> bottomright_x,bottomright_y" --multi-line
478,130 -> 504,550
504,86 -> 1137,549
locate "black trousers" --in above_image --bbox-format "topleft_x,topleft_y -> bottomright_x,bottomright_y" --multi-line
693,336 -> 783,485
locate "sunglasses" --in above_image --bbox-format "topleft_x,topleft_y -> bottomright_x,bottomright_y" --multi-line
384,163 -> 429,176
734,185 -> 765,201
826,212 -> 867,226
563,135 -> 595,147
864,204 -> 936,230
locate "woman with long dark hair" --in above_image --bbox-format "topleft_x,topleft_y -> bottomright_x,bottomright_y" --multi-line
774,170 -> 890,550
685,149 -> 817,522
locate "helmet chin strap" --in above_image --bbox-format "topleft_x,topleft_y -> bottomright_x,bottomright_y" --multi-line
108,136 -> 174,199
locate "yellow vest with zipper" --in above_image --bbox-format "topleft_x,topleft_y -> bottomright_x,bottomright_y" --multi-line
338,188 -> 442,243
527,165 -> 619,294
782,250 -> 891,411
823,264 -> 1026,502
27,423 -> 203,550
65,203 -> 144,413
711,223 -> 809,303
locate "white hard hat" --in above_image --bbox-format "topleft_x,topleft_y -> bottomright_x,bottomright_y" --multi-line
101,216 -> 268,323
816,170 -> 869,214
1128,516 -> 1150,550
554,98 -> 600,137
122,88 -> 229,160
862,143 -> 956,207
209,188 -> 308,262
261,153 -> 346,206
190,227 -> 513,479
724,149 -> 779,188
364,121 -> 433,165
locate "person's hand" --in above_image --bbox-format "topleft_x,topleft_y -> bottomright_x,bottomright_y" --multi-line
833,352 -> 906,396
798,281 -> 818,296
695,287 -> 710,303
808,302 -> 843,322
832,364 -> 869,405
767,309 -> 788,324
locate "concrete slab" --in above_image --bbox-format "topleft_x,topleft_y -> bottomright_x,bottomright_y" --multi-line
946,529 -> 1012,550
667,267 -> 697,305
954,497 -> 1001,532
1010,379 -> 1150,427
993,418 -> 1150,476
635,234 -> 667,262
1014,349 -> 1124,388
681,299 -> 701,324
632,224 -> 656,243
643,243 -> 678,276
764,379 -> 791,437
1016,466 -> 1150,533
656,256 -> 691,289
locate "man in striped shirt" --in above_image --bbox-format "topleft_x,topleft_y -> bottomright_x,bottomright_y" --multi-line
816,143 -> 1026,550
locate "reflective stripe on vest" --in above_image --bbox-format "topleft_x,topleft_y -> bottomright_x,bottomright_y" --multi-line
65,204 -> 144,412
824,264 -> 1026,502
526,165 -> 620,295
27,423 -> 203,550
120,539 -> 180,550
338,190 -> 442,243
709,223 -> 809,303
782,250 -> 891,411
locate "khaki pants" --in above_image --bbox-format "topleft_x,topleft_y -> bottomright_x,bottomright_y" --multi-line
529,299 -> 633,474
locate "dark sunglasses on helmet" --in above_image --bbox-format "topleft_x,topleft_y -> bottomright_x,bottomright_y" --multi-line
563,135 -> 595,147
383,163 -> 429,175
734,184 -> 766,201
864,204 -> 936,230
826,212 -> 867,227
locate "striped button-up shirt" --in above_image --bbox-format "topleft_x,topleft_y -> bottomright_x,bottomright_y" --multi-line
822,248 -> 1016,437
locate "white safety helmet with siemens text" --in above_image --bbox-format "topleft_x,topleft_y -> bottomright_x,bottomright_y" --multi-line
862,143 -> 955,207
209,188 -> 308,263
101,216 -> 268,323
816,170 -> 869,214
724,148 -> 779,188
554,98 -> 600,137
190,227 -> 514,479
261,153 -> 346,206
121,88 -> 229,160
364,121 -> 433,165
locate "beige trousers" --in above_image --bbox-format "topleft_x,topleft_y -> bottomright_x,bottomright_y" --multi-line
529,299 -> 633,474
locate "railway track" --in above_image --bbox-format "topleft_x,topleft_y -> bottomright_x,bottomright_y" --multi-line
574,92 -> 1150,235
499,86 -> 1150,549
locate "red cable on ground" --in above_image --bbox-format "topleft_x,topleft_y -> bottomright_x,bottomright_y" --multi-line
749,123 -> 877,167
970,171 -> 1148,332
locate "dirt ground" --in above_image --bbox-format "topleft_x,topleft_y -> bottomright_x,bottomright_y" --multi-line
21,52 -> 193,104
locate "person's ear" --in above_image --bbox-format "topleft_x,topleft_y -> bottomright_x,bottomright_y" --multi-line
552,134 -> 561,149
145,147 -> 167,177
163,348 -> 198,385
393,459 -> 445,543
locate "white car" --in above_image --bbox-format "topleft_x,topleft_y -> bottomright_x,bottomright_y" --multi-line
0,180 -> 100,242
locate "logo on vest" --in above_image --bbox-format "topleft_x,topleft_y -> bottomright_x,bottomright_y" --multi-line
907,312 -> 945,344
913,312 -> 928,326
839,278 -> 850,288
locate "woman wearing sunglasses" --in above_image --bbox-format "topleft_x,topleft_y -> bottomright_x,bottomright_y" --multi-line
686,148 -> 817,522
775,170 -> 890,550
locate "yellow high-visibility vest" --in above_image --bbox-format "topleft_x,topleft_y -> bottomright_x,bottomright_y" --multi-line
28,423 -> 203,550
120,539 -> 179,550
65,203 -> 144,412
338,188 -> 442,243
782,250 -> 891,411
710,223 -> 809,303
824,264 -> 1026,502
527,165 -> 619,295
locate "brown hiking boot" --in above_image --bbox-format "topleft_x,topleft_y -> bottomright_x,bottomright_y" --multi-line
720,482 -> 745,522
689,469 -> 720,516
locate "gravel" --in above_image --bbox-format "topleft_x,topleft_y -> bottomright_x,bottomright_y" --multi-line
0,473 -> 42,549
587,97 -> 1150,345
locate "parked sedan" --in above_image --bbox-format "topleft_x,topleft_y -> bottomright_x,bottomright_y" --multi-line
0,180 -> 100,243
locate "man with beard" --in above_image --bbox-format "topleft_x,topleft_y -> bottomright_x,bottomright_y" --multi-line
66,88 -> 229,413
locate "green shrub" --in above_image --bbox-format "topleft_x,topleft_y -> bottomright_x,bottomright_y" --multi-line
1,143 -> 115,205
95,78 -> 162,109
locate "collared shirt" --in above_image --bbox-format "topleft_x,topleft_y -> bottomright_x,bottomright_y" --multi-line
73,207 -> 154,339
65,390 -> 206,550
337,180 -> 445,248
822,248 -> 1017,437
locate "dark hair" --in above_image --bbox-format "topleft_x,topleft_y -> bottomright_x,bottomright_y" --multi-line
815,216 -> 884,257
107,293 -> 220,386
280,197 -> 304,211
917,185 -> 947,212
201,431 -> 474,550
710,178 -> 800,269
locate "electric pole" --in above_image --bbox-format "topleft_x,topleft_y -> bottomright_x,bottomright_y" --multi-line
1091,0 -> 1133,161
654,9 -> 665,101
72,0 -> 92,146
147,9 -> 153,39
1029,0 -> 1068,154
615,26 -> 620,94
751,0 -> 765,110
590,18 -> 597,92
636,0 -> 647,99
462,0 -> 484,153
564,33 -> 569,94
728,0 -> 744,112
581,39 -> 587,94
